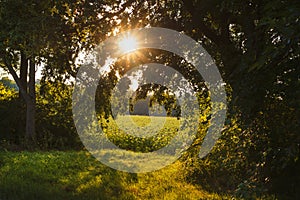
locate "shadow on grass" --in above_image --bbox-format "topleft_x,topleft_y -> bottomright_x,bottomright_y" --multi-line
0,151 -> 138,200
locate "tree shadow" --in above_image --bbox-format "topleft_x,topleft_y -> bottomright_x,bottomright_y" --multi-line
0,151 -> 139,200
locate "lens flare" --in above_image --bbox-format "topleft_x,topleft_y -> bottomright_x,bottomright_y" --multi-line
118,35 -> 137,53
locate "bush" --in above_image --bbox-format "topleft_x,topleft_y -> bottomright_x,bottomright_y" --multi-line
36,82 -> 82,150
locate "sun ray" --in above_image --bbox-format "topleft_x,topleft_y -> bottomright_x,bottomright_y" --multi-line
118,34 -> 138,53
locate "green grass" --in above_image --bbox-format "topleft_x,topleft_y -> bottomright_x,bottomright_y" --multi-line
0,116 -> 279,199
101,115 -> 190,153
0,151 -> 234,200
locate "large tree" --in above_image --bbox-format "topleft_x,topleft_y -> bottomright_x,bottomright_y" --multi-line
0,0 -> 134,139
0,0 -> 54,139
90,0 -> 300,195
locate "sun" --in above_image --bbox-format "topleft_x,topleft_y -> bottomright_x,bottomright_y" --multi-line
118,35 -> 138,53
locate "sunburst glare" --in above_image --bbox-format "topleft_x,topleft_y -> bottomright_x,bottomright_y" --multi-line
118,35 -> 138,53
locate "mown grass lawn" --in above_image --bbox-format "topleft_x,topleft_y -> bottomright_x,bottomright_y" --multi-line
0,151 -> 234,200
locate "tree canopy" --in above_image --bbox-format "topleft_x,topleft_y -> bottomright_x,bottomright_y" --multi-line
0,0 -> 299,198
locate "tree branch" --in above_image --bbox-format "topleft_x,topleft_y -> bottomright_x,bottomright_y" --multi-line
4,57 -> 31,103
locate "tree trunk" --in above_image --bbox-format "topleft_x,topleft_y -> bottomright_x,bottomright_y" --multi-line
5,52 -> 37,140
18,52 -> 28,134
26,58 -> 36,139
20,51 -> 28,99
